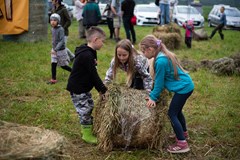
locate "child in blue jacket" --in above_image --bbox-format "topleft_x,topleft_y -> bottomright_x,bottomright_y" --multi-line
140,35 -> 194,154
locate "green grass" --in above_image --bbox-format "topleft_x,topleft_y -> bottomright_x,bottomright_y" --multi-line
1,7 -> 240,159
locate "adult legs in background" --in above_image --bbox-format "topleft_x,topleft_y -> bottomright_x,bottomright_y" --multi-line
78,19 -> 86,38
123,16 -> 136,44
160,3 -> 170,25
107,17 -> 115,39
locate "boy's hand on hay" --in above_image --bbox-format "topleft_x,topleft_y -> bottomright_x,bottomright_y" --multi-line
99,93 -> 107,101
146,97 -> 156,108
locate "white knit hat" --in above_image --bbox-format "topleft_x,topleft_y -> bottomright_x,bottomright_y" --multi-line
50,13 -> 61,23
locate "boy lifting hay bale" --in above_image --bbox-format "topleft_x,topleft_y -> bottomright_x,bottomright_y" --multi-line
94,85 -> 169,152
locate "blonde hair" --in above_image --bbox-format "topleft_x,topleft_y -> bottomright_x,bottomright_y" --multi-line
113,39 -> 138,87
86,26 -> 106,42
139,35 -> 185,79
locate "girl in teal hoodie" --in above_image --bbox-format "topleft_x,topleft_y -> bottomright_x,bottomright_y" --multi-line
140,35 -> 194,154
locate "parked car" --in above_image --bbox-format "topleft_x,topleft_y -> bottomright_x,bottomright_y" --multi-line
172,5 -> 204,28
134,4 -> 159,26
208,5 -> 240,30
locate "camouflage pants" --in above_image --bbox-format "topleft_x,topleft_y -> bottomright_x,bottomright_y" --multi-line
70,92 -> 94,125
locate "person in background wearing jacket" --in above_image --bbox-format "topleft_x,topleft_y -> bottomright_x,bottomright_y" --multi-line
52,0 -> 75,61
48,13 -> 72,84
182,20 -> 194,48
209,6 -> 226,40
82,0 -> 101,29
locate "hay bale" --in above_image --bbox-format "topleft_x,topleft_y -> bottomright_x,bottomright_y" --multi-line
193,28 -> 209,41
94,85 -> 169,152
0,121 -> 66,159
152,24 -> 182,50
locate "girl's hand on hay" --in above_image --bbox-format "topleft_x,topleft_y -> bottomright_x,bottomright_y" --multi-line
146,98 -> 156,108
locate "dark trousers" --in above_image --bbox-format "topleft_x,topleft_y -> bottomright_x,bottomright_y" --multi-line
210,23 -> 224,40
185,37 -> 192,48
107,17 -> 114,39
51,63 -> 72,80
130,72 -> 144,90
122,16 -> 136,43
168,90 -> 193,140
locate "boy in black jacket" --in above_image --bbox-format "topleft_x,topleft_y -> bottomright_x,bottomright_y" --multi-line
67,26 -> 107,144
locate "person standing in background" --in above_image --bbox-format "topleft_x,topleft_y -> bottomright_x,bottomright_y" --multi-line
121,0 -> 136,44
111,0 -> 121,42
159,0 -> 170,25
103,0 -> 115,39
52,0 -> 75,62
182,20 -> 194,48
170,0 -> 178,21
75,0 -> 87,39
82,0 -> 102,29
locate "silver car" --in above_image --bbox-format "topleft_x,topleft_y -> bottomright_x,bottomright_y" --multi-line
208,5 -> 240,30
172,5 -> 204,28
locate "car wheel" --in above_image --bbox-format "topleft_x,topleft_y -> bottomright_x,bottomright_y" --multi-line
208,20 -> 213,27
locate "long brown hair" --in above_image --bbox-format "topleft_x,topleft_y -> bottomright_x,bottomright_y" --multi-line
113,39 -> 138,87
139,35 -> 185,79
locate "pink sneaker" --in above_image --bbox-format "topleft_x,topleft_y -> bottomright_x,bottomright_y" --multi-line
167,141 -> 190,153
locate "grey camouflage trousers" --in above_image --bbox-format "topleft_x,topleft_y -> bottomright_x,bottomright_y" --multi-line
70,92 -> 94,125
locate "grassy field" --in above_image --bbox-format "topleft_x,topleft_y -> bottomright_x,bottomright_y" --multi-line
1,9 -> 240,159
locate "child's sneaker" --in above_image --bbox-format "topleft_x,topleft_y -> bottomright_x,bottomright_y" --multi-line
47,79 -> 57,84
167,141 -> 190,153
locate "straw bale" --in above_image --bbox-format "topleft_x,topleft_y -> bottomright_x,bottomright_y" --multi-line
193,28 -> 209,41
0,121 -> 67,159
94,85 -> 169,152
152,24 -> 182,50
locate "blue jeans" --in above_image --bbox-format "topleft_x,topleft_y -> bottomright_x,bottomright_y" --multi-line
160,3 -> 170,25
168,90 -> 193,140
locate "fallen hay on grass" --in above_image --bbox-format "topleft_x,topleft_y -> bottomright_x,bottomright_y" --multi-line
94,85 -> 169,152
201,53 -> 240,76
0,121 -> 67,160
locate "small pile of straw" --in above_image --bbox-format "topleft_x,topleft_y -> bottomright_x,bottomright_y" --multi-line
193,28 -> 209,41
152,23 -> 182,50
201,53 -> 240,76
94,85 -> 169,152
0,121 -> 66,159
